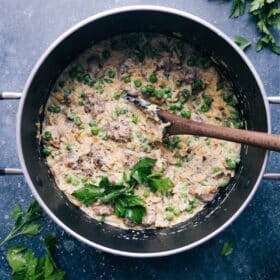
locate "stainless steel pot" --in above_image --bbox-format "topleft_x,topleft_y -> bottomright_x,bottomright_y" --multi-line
1,6 -> 280,258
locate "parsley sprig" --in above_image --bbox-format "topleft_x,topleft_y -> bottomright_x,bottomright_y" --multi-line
6,234 -> 65,279
230,0 -> 280,54
0,201 -> 43,247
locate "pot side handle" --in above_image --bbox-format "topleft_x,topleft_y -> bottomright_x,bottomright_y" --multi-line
263,96 -> 280,179
0,91 -> 22,99
0,91 -> 23,175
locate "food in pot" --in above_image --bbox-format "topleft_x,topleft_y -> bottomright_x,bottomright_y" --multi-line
41,33 -> 242,229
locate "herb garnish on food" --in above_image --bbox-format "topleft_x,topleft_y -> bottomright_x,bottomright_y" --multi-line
72,158 -> 174,224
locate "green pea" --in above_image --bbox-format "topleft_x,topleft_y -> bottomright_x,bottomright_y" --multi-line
202,93 -> 213,106
176,103 -> 183,111
230,111 -> 239,119
132,114 -> 138,124
175,79 -> 183,87
143,189 -> 150,198
165,213 -> 174,221
180,96 -> 187,104
96,85 -> 104,93
66,175 -> 72,183
149,74 -> 157,83
91,128 -> 100,136
225,159 -> 236,170
234,121 -> 243,129
66,144 -> 72,152
155,90 -> 164,99
72,178 -> 80,186
166,205 -> 174,212
81,177 -> 88,183
201,104 -> 210,112
223,120 -> 231,127
77,123 -> 85,130
134,80 -> 142,88
108,70 -> 116,79
123,76 -> 131,83
212,167 -> 221,173
47,105 -> 61,113
181,89 -> 190,97
147,84 -> 155,93
44,131 -> 52,140
141,86 -> 148,94
43,147 -> 51,156
102,133 -> 108,141
164,86 -> 171,94
181,111 -> 191,119
169,104 -> 177,111
89,120 -> 97,127
80,90 -> 86,98
173,209 -> 181,216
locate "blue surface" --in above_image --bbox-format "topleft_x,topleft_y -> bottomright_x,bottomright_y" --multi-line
0,1 -> 280,279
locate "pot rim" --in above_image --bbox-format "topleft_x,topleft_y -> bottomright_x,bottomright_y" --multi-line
16,5 -> 271,258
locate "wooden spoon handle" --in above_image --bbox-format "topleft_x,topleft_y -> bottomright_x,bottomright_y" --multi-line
158,110 -> 280,151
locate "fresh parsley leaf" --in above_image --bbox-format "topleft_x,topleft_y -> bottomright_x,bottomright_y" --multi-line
250,0 -> 265,13
20,223 -> 42,237
6,245 -> 27,274
114,195 -> 146,224
72,184 -> 105,206
232,35 -> 252,50
267,8 -> 280,28
99,187 -> 127,204
44,234 -> 66,280
6,234 -> 65,280
230,0 -> 247,18
228,0 -> 280,54
125,206 -> 146,224
221,241 -> 235,256
98,176 -> 111,188
10,204 -> 23,226
148,177 -> 174,193
130,157 -> 157,184
0,201 -> 43,247
271,44 -> 280,55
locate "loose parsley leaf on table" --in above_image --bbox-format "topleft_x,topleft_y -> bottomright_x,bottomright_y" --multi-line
229,0 -> 280,54
0,201 -> 43,247
230,0 -> 247,18
221,241 -> 235,256
6,234 -> 65,280
232,35 -> 252,50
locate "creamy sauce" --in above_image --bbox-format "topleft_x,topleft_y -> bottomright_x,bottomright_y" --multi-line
41,33 -> 241,229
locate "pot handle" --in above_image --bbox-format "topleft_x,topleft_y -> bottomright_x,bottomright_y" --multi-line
0,93 -> 280,178
0,92 -> 23,175
263,96 -> 280,179
0,91 -> 22,99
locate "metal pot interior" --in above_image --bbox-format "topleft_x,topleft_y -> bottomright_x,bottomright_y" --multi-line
19,8 -> 268,256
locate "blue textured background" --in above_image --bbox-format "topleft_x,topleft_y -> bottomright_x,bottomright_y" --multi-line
0,1 -> 280,279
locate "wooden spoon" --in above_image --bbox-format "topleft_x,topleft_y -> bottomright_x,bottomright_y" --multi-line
123,95 -> 280,152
